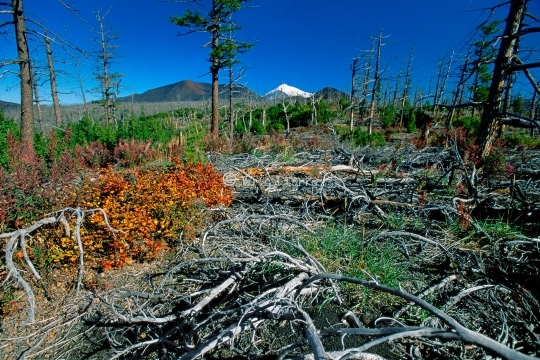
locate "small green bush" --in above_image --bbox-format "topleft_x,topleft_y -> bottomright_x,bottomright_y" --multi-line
452,116 -> 481,135
316,100 -> 337,123
407,109 -> 416,133
351,128 -> 386,147
68,115 -> 117,149
0,111 -> 19,169
380,104 -> 396,128
250,119 -> 265,135
503,133 -> 540,149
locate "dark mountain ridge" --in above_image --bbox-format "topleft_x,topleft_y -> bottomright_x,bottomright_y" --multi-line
0,100 -> 20,112
117,80 -> 260,103
314,87 -> 349,101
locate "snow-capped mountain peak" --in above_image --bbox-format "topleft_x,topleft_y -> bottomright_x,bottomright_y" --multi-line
264,84 -> 313,99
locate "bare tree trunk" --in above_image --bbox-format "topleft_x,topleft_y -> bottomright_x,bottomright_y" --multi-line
248,98 -> 252,130
530,81 -> 538,136
400,43 -> 414,127
77,72 -> 91,123
228,63 -> 234,139
311,95 -> 317,126
432,57 -> 445,114
438,50 -> 454,113
31,68 -> 43,132
530,81 -> 539,119
280,91 -> 291,134
476,0 -> 525,159
393,58 -> 404,108
349,58 -> 358,132
210,19 -> 220,138
98,16 -> 111,123
449,48 -> 472,126
360,43 -> 375,120
368,31 -> 382,135
13,0 -> 34,147
44,35 -> 62,127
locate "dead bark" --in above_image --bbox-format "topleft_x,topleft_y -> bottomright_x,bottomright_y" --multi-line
349,58 -> 359,132
475,0 -> 526,160
211,24 -> 220,138
31,66 -> 43,131
12,0 -> 34,147
44,34 -> 61,126
368,31 -> 383,135
228,62 -> 234,138
399,43 -> 414,127
449,47 -> 472,126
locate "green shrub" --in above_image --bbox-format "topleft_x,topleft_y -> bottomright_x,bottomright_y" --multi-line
351,128 -> 386,147
0,111 -> 19,169
503,133 -> 540,148
452,116 -> 481,135
250,119 -> 265,135
68,115 -> 118,149
380,104 -> 396,128
316,100 -> 337,123
407,109 -> 416,133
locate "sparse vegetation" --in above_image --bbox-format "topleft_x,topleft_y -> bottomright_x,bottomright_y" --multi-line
1,0 -> 540,358
2,103 -> 540,359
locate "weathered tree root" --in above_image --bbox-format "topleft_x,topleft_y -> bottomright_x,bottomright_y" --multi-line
0,207 -> 118,323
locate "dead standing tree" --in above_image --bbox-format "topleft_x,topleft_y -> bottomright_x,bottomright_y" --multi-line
1,0 -> 35,148
44,34 -> 62,126
448,46 -> 473,125
475,0 -> 540,160
93,8 -> 122,126
399,43 -> 414,127
349,57 -> 359,132
358,43 -> 375,120
368,31 -> 384,135
1,1 -> 86,135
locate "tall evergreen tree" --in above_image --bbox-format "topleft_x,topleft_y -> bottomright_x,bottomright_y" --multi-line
469,21 -> 501,111
170,0 -> 252,138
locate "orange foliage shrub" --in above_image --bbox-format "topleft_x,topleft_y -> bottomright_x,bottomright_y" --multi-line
49,159 -> 233,270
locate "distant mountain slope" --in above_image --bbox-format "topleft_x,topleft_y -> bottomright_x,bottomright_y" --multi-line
0,100 -> 20,111
117,80 -> 259,103
264,84 -> 313,99
314,87 -> 348,101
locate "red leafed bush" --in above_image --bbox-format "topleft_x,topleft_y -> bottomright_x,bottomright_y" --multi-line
74,159 -> 233,270
113,138 -> 155,167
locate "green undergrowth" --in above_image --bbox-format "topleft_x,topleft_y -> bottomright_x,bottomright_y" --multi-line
449,216 -> 525,248
287,223 -> 407,312
503,132 -> 540,149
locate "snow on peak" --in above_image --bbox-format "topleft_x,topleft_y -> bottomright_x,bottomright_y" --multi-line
264,84 -> 313,99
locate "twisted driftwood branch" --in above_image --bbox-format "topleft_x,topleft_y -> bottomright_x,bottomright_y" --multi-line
0,207 -> 118,323
298,273 -> 539,360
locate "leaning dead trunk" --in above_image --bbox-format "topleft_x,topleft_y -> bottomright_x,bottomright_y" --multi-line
475,0 -> 525,160
45,35 -> 62,126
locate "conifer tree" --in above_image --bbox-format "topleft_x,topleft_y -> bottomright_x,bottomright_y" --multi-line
170,0 -> 252,138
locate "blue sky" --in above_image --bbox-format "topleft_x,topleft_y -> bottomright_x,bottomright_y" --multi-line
1,0 -> 538,104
